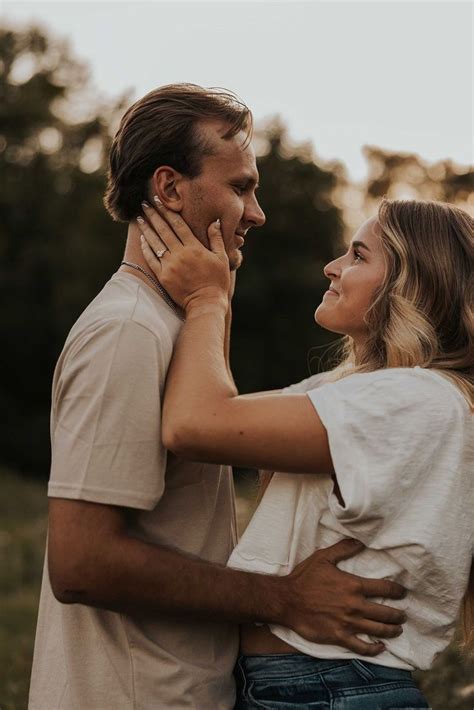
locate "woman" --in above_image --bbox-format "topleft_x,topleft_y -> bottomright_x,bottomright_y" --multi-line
139,198 -> 473,709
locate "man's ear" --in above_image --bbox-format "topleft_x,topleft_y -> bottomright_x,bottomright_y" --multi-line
150,166 -> 186,211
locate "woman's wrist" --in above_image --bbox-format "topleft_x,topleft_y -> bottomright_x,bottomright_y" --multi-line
184,289 -> 229,319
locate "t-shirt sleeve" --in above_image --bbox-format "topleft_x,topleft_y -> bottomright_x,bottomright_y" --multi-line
306,370 -> 463,538
48,318 -> 167,510
282,372 -> 328,395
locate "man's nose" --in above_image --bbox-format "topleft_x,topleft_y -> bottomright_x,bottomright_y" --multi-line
245,196 -> 266,228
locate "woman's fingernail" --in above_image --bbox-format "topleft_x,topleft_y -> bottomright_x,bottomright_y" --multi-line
141,201 -> 150,209
153,195 -> 162,205
137,215 -> 145,224
140,234 -> 145,243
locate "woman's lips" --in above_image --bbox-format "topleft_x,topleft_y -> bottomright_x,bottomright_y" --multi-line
324,289 -> 339,297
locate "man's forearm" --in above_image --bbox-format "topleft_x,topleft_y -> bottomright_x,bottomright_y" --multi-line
163,300 -> 237,450
53,530 -> 283,624
49,499 -> 406,654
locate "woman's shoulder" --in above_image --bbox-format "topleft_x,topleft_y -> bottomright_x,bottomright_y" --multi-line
313,366 -> 471,419
282,371 -> 329,395
333,365 -> 462,391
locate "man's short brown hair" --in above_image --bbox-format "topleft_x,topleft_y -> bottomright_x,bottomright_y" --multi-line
104,83 -> 252,222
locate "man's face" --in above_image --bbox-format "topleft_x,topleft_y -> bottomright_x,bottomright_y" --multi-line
179,121 -> 266,270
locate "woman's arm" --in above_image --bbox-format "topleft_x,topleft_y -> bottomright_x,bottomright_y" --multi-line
163,300 -> 333,473
139,202 -> 333,475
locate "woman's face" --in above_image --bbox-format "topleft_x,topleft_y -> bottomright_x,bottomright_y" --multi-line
315,216 -> 387,344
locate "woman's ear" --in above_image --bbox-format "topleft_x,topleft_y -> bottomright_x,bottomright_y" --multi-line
150,166 -> 185,211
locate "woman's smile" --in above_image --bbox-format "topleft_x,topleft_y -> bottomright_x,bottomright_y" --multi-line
315,216 -> 386,342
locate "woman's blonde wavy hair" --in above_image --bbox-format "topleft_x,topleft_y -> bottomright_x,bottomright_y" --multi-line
325,198 -> 474,650
327,199 -> 473,399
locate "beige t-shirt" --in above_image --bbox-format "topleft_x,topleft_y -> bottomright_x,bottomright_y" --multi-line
29,273 -> 239,710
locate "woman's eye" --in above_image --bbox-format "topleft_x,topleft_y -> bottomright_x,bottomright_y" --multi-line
353,250 -> 363,263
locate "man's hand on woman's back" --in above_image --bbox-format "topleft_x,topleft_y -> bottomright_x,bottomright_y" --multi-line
278,538 -> 406,656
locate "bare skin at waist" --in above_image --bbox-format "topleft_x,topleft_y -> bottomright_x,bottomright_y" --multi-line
240,623 -> 299,654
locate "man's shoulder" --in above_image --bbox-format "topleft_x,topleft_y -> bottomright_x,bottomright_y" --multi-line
55,275 -> 179,379
68,273 -> 178,345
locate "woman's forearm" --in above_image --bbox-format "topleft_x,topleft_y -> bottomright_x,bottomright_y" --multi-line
162,298 -> 237,450
162,297 -> 333,474
224,303 -> 236,385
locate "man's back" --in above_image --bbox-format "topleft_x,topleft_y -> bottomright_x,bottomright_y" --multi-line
29,273 -> 238,710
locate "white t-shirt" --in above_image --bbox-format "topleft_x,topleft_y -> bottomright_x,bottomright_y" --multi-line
228,367 -> 473,671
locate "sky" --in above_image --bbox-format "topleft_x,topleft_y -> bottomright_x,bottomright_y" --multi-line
2,0 -> 473,181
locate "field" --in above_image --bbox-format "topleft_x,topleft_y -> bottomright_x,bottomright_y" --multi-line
1,469 -> 472,709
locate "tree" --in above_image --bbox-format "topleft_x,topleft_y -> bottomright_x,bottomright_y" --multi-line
0,26 -> 127,475
0,28 -> 347,476
363,145 -> 473,206
232,122 -> 345,392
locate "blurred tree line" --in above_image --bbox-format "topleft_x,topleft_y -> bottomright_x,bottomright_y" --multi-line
1,25 -> 472,478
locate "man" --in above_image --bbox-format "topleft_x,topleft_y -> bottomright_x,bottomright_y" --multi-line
29,84 -> 406,710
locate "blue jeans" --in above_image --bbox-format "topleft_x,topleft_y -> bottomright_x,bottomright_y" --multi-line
234,654 -> 430,709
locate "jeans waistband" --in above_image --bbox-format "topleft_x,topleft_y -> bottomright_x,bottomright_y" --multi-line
237,654 -> 413,681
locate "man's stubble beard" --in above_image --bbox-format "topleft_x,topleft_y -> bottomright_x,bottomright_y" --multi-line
228,248 -> 243,272
182,189 -> 242,272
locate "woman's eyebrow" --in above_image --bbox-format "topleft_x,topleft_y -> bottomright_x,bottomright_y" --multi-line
351,240 -> 371,252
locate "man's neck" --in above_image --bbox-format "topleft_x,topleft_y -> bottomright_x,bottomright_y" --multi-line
119,222 -> 159,289
119,223 -> 185,321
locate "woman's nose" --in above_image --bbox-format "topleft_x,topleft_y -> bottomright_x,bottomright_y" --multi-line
324,258 -> 341,279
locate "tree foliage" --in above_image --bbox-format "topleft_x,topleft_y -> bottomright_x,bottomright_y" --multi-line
0,26 -> 346,476
363,145 -> 473,204
1,25 -> 471,476
0,27 -> 126,474
231,123 -> 344,392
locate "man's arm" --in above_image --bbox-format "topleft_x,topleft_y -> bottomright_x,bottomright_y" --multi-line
48,497 -> 405,656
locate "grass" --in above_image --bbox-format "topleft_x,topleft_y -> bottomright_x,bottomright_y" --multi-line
0,468 -> 472,709
0,469 -> 47,710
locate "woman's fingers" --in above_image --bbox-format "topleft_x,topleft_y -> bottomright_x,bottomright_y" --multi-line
207,219 -> 226,255
140,233 -> 162,278
138,200 -> 231,309
137,216 -> 169,255
151,197 -> 201,248
140,201 -> 184,250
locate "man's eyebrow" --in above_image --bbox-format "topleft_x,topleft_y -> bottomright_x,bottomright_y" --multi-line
230,174 -> 259,188
351,240 -> 371,252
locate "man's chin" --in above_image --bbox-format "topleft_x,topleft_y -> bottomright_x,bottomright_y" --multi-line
228,249 -> 243,271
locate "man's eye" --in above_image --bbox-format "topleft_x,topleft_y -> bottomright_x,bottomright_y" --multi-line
232,185 -> 245,195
